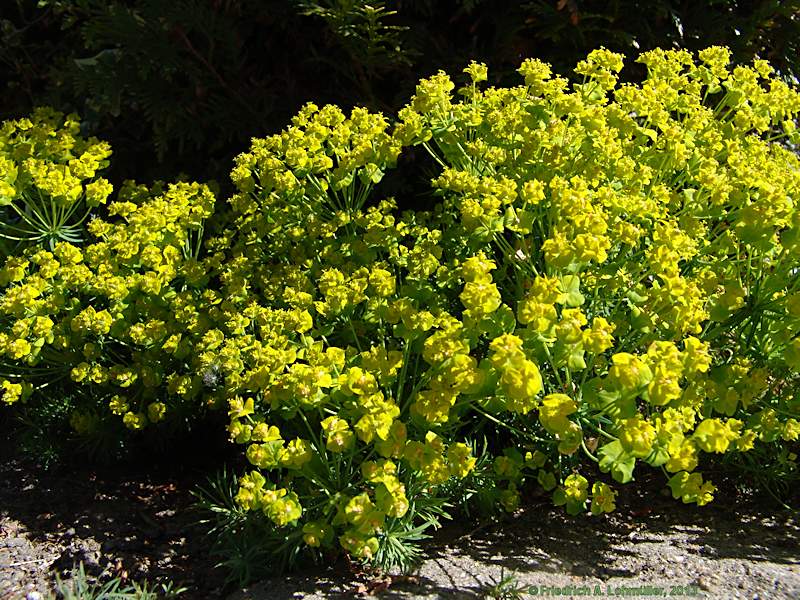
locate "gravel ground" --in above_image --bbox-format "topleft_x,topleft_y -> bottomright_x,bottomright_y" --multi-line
1,456 -> 797,600
0,456 -> 227,600
229,480 -> 800,600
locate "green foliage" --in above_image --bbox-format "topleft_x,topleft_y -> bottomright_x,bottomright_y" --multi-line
2,1 -> 799,184
53,562 -> 186,600
297,1 -> 413,69
192,467 -> 316,585
10,387 -> 74,469
480,569 -> 531,600
2,46 -> 800,580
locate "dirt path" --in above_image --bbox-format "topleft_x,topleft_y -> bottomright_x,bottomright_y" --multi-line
2,457 -> 797,600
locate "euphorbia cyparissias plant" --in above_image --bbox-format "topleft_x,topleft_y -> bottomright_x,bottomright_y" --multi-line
1,46 -> 799,571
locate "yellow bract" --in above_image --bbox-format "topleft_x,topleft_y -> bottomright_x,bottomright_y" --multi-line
2,46 -> 800,565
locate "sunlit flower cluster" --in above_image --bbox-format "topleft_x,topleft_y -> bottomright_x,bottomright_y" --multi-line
0,108 -> 114,249
2,46 -> 799,567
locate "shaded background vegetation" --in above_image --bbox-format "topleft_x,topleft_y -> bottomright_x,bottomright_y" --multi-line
1,0 -> 799,187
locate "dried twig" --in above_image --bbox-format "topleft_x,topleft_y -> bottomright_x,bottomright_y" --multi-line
2,556 -> 57,569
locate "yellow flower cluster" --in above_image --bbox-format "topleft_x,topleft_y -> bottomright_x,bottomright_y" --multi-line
1,108 -> 114,248
0,180 -> 215,435
3,46 -> 799,567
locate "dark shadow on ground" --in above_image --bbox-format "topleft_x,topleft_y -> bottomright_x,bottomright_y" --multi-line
2,443 -> 798,600
0,449 -> 231,599
229,471 -> 799,599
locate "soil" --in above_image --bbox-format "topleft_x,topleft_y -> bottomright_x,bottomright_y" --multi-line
231,476 -> 800,600
0,454 -> 228,600
1,456 -> 798,600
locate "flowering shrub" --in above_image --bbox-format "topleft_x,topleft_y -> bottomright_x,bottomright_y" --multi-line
0,136 -> 216,436
2,47 -> 800,571
0,107 -> 114,252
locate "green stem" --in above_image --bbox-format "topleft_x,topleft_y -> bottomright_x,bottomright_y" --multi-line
347,318 -> 363,353
580,438 -> 599,463
580,417 -> 617,441
471,403 -> 552,443
395,341 -> 412,406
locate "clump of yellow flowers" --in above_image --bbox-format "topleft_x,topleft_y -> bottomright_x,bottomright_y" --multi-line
2,46 -> 800,570
0,107 -> 113,250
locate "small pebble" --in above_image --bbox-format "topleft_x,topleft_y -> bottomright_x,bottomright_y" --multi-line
696,576 -> 713,591
26,592 -> 42,600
